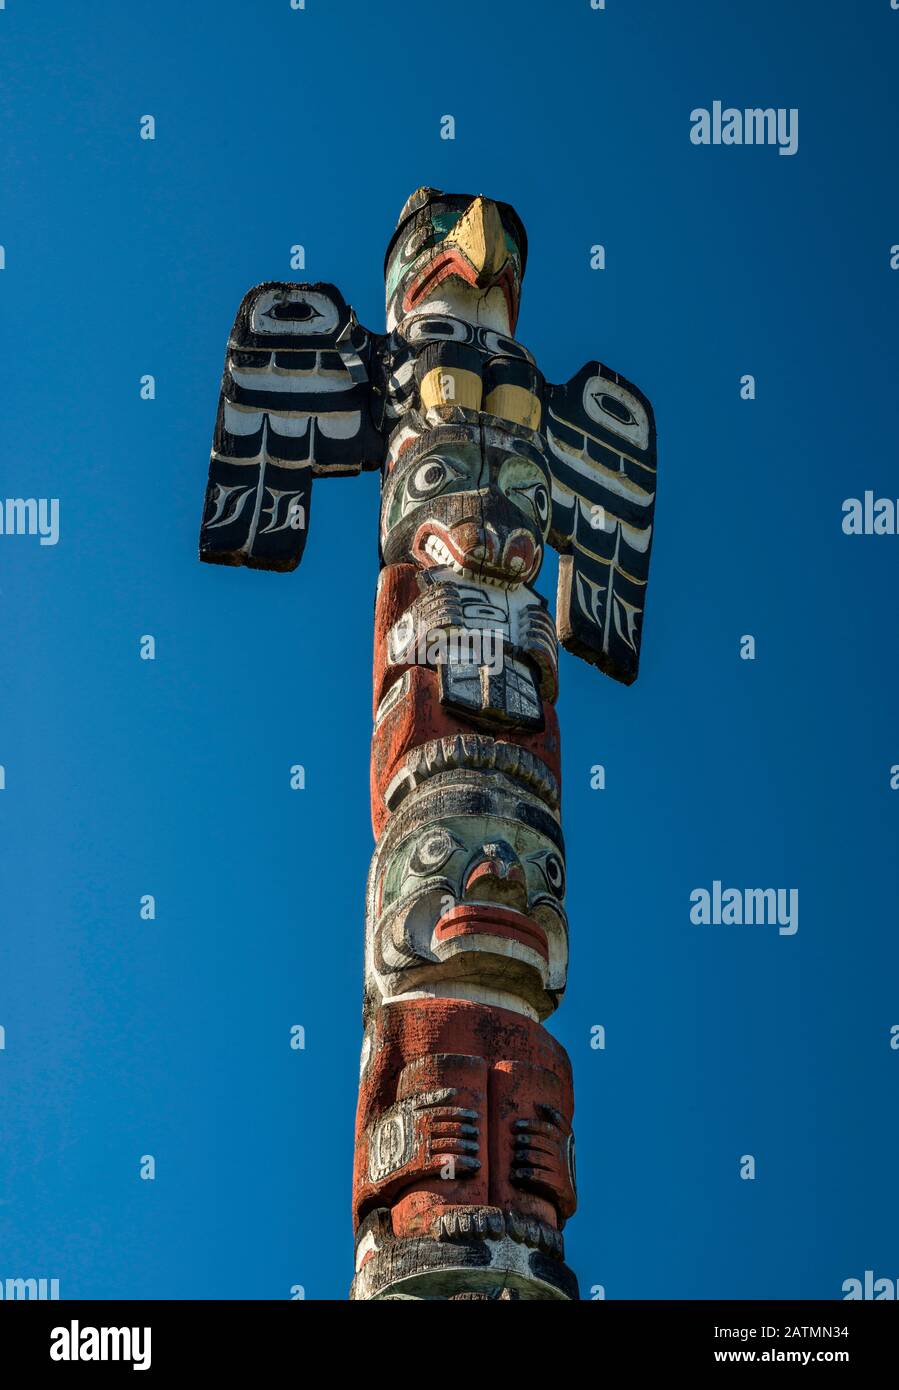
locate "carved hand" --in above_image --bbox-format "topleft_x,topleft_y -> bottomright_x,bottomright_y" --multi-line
510,1103 -> 576,1219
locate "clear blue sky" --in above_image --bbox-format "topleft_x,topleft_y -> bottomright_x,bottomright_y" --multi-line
1,0 -> 897,1299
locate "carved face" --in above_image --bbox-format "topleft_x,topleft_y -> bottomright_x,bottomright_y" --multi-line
385,188 -> 526,333
365,775 -> 568,1019
381,429 -> 550,587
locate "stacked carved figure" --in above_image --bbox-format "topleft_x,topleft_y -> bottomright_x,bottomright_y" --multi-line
199,188 -> 657,1299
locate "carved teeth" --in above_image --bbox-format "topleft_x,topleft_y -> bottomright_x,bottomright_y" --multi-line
431,1207 -> 562,1257
424,535 -> 455,567
505,1210 -> 524,1243
421,533 -> 518,589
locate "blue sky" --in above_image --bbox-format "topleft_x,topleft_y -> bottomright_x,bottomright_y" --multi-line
1,0 -> 897,1298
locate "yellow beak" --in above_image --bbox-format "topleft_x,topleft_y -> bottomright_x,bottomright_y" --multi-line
446,196 -> 509,285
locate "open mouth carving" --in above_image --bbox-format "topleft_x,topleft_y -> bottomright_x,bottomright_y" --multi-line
412,521 -> 539,587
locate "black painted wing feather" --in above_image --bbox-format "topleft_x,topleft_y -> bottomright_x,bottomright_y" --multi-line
199,282 -> 384,571
544,362 -> 657,685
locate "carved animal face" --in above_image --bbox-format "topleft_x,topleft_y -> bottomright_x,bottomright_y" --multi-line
365,776 -> 568,1018
385,188 -> 527,333
386,815 -> 562,905
381,431 -> 551,587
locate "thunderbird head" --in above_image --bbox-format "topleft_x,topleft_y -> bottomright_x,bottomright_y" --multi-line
385,187 -> 527,334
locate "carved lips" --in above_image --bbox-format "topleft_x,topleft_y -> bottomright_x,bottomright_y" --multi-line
434,903 -> 550,962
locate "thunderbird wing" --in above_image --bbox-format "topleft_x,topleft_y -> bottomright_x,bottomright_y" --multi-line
544,362 -> 657,684
200,281 -> 384,571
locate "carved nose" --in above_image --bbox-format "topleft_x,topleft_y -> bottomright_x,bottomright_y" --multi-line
450,521 -> 499,566
463,843 -> 528,911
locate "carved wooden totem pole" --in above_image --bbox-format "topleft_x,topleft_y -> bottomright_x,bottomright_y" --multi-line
199,188 -> 657,1300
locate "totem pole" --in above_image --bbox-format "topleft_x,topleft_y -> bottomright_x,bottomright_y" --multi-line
198,188 -> 657,1299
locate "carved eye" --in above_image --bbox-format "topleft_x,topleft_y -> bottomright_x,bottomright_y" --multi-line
408,456 -> 467,502
400,457 -> 465,518
251,288 -> 338,336
544,853 -> 564,894
583,376 -> 650,448
411,461 -> 448,497
410,828 -> 460,875
267,300 -> 321,323
594,392 -> 634,426
529,849 -> 565,897
511,481 -> 550,526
